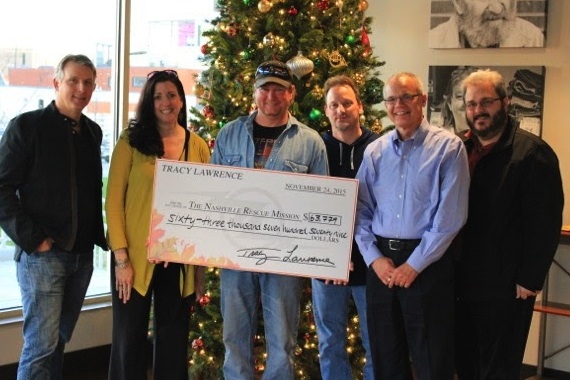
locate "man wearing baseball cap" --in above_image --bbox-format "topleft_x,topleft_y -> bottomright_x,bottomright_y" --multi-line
211,60 -> 329,379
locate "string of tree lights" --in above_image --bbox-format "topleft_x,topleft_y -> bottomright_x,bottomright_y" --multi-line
189,0 -> 388,148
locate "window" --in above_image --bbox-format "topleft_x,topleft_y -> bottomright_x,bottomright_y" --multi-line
132,76 -> 147,88
0,0 -> 217,312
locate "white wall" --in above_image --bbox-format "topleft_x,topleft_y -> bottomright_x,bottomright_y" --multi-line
366,0 -> 570,372
367,0 -> 570,225
0,303 -> 112,366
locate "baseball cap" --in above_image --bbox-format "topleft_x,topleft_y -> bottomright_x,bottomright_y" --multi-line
254,60 -> 293,89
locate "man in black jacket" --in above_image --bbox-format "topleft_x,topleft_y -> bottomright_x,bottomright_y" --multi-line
311,75 -> 379,380
0,54 -> 107,379
455,69 -> 564,379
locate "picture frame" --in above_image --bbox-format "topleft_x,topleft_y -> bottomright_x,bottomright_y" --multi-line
428,0 -> 548,48
427,65 -> 546,136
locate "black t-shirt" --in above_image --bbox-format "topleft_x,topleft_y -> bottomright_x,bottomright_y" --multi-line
68,118 -> 101,252
253,121 -> 286,169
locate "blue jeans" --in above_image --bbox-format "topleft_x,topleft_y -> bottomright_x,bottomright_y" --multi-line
311,279 -> 374,380
16,247 -> 93,380
221,269 -> 302,380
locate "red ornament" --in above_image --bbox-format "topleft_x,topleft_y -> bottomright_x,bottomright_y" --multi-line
191,338 -> 204,350
316,0 -> 330,11
208,138 -> 216,149
288,6 -> 298,15
361,26 -> 370,46
199,294 -> 211,307
201,105 -> 215,119
226,22 -> 239,37
200,44 -> 211,55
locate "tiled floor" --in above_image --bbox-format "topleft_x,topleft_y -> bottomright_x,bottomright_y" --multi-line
59,367 -> 565,380
1,347 -> 568,380
0,365 -> 564,380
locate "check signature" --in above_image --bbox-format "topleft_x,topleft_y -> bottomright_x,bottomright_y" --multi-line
237,248 -> 280,265
236,245 -> 335,267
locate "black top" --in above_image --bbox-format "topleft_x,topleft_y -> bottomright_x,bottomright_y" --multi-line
0,101 -> 107,257
457,117 -> 563,298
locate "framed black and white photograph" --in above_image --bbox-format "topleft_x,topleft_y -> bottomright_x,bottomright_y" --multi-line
429,0 -> 548,48
427,65 -> 545,136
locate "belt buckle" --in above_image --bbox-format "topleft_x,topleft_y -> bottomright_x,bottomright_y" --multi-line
388,239 -> 402,251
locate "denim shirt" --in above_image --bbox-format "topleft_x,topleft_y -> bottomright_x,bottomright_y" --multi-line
211,111 -> 329,176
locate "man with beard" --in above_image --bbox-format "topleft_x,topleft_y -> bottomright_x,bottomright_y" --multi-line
429,0 -> 544,48
454,69 -> 563,379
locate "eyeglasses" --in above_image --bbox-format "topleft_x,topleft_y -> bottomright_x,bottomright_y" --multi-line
465,97 -> 502,110
384,93 -> 421,105
255,64 -> 292,82
147,70 -> 178,79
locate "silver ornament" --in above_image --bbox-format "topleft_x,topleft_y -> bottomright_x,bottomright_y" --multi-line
286,51 -> 314,79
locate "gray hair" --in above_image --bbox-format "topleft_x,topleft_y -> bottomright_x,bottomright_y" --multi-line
461,69 -> 508,99
54,54 -> 97,82
384,72 -> 424,96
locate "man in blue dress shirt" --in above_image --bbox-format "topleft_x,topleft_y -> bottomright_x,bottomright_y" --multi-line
354,72 -> 470,379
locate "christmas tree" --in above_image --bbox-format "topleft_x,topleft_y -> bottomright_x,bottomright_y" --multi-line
189,272 -> 368,379
187,0 -> 386,378
189,0 -> 387,143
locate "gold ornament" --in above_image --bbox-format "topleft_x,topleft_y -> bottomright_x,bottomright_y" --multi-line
328,50 -> 347,68
263,32 -> 276,47
358,0 -> 369,12
286,51 -> 314,79
312,85 -> 324,100
353,72 -> 365,86
371,118 -> 384,134
193,83 -> 205,97
258,0 -> 272,13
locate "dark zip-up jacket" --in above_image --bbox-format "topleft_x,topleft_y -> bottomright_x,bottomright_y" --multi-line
457,117 -> 563,299
0,101 -> 107,258
322,127 -> 380,285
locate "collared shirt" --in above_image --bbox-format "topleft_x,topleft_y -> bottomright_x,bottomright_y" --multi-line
354,118 -> 470,272
210,111 -> 328,176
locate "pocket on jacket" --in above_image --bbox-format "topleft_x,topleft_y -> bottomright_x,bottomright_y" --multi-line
284,160 -> 308,173
221,154 -> 242,166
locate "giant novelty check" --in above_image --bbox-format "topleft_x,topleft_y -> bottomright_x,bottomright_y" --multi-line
148,160 -> 359,280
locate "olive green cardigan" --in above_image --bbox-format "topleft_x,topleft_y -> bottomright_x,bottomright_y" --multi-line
105,129 -> 211,297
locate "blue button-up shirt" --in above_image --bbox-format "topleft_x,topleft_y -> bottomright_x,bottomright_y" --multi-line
210,111 -> 329,176
354,118 -> 470,272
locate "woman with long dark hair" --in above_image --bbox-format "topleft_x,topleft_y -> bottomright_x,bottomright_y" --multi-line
106,70 -> 210,380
